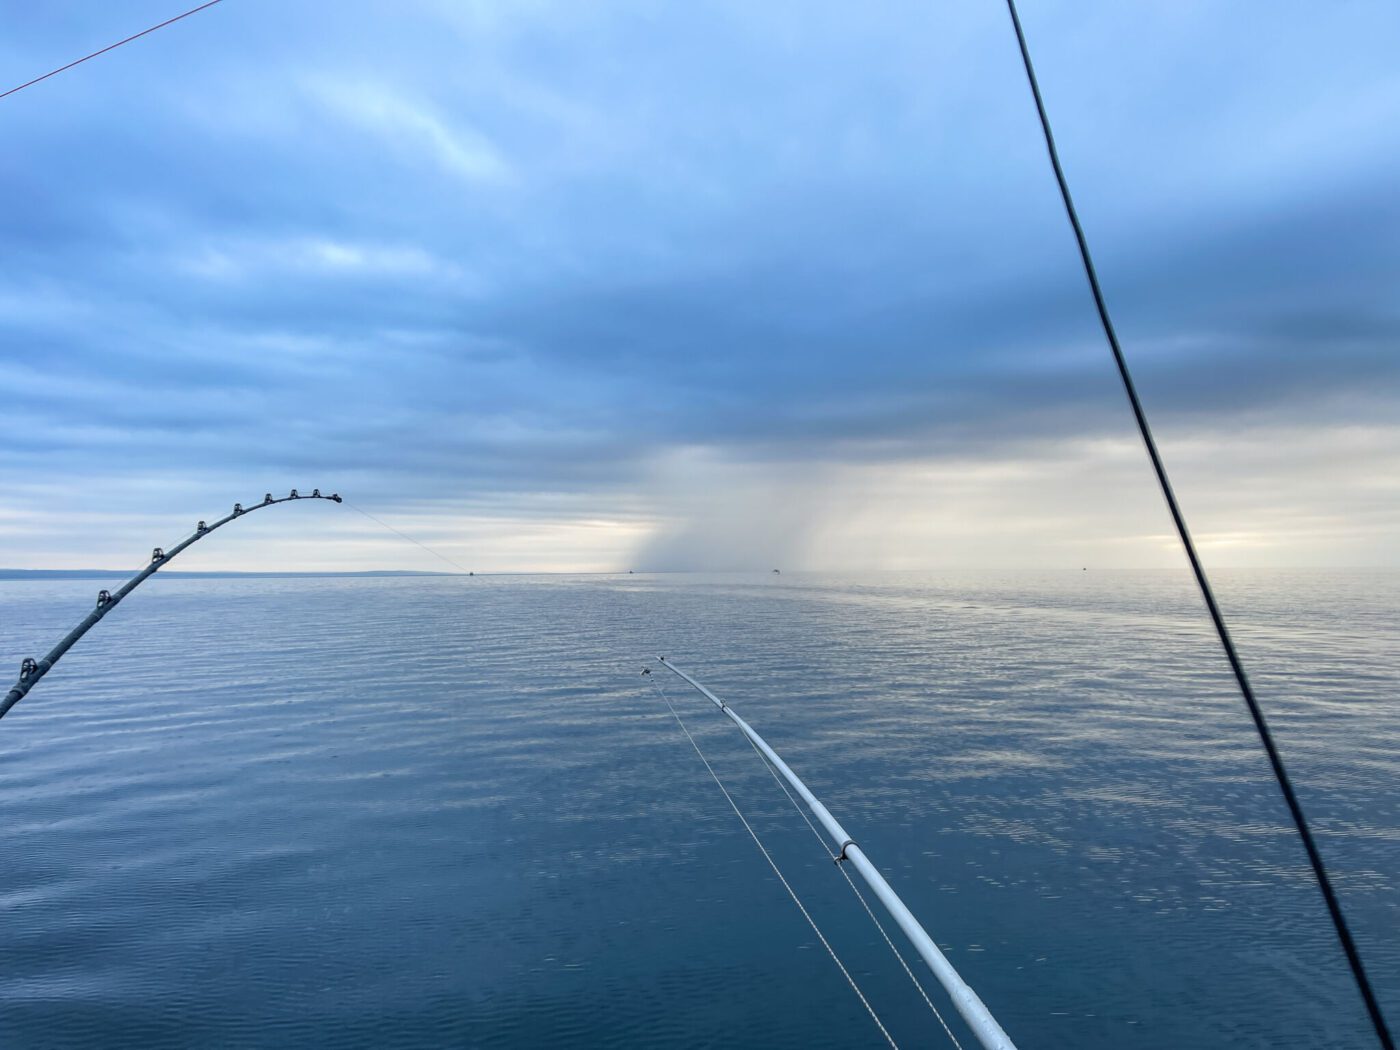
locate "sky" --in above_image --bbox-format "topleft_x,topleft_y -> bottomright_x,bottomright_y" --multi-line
1,0 -> 1398,573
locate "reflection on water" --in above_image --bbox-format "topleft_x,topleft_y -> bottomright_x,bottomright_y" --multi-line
1,570 -> 1396,1048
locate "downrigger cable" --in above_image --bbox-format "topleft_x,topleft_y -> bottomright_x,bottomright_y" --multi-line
1002,3 -> 1393,1045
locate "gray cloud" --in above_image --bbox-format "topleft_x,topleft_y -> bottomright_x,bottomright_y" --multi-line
1,1 -> 1397,569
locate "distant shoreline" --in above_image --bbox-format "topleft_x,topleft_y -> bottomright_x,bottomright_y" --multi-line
0,569 -> 664,580
0,569 -> 460,581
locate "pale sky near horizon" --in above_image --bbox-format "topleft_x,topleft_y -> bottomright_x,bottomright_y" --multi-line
2,1 -> 1398,573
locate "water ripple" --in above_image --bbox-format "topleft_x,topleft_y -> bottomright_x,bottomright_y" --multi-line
1,570 -> 1396,1048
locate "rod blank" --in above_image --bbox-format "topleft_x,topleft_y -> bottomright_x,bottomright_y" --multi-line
658,657 -> 1017,1050
1,490 -> 342,722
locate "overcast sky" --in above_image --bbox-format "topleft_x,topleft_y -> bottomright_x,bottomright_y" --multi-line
2,0 -> 1397,572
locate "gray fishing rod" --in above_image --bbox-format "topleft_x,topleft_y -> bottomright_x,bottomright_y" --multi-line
1,489 -> 342,722
657,657 -> 1018,1050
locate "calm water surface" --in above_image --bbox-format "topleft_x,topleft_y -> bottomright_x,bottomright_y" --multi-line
1,571 -> 1396,1048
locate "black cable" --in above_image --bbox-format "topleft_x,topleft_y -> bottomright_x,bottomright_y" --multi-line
1,1 -> 226,102
1001,3 -> 1393,1046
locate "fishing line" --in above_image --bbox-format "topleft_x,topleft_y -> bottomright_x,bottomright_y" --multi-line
648,675 -> 900,1049
738,729 -> 965,1050
1002,3 -> 1393,1045
1,1 -> 227,102
343,501 -> 474,575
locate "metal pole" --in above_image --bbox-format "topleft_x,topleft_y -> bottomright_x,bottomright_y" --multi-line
1,490 -> 343,722
658,657 -> 1018,1050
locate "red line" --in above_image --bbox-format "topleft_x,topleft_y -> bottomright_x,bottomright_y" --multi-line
1,0 -> 226,102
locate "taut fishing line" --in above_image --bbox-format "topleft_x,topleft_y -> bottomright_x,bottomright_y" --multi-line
1002,3 -> 1392,1045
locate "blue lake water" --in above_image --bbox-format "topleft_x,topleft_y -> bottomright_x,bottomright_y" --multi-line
1,570 -> 1397,1048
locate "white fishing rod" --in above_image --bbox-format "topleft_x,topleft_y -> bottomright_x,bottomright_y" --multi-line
657,657 -> 1018,1050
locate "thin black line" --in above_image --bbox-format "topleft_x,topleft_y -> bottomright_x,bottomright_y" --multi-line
1,0 -> 226,102
1001,3 -> 1392,1046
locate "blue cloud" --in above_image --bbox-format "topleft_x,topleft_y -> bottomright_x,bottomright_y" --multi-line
2,0 -> 1398,568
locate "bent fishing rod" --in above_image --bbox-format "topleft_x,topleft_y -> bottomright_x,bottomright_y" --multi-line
656,657 -> 1018,1050
1,489 -> 342,722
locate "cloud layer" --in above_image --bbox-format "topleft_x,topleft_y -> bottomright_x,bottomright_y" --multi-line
2,1 -> 1398,570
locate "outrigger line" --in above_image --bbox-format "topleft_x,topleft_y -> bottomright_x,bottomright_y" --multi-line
0,490 -> 342,722
1003,4 -> 1393,1046
655,657 -> 1017,1050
